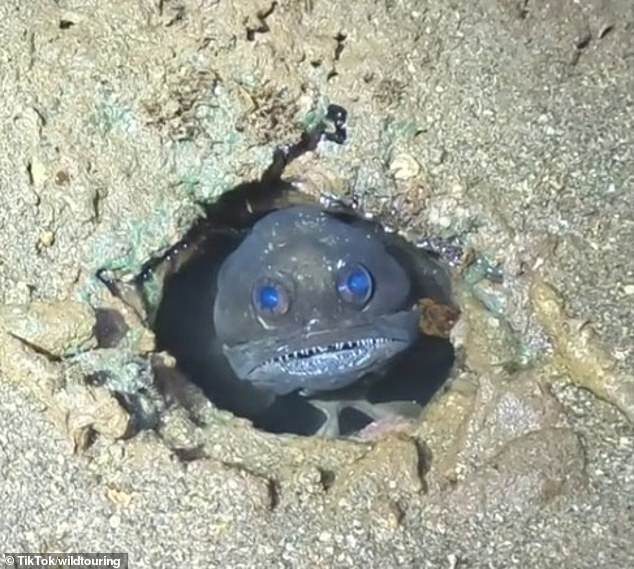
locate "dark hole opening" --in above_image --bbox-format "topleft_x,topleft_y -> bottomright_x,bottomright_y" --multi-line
339,407 -> 374,436
150,182 -> 456,438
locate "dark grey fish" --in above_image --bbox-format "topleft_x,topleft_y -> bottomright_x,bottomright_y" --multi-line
213,205 -> 421,396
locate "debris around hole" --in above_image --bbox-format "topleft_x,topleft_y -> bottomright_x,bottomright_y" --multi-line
418,298 -> 460,339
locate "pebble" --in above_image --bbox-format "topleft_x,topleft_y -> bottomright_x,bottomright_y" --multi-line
389,153 -> 420,180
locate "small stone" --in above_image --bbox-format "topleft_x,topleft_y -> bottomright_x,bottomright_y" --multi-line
29,154 -> 48,187
54,170 -> 70,185
430,147 -> 446,165
623,284 -> 634,295
448,553 -> 460,569
106,486 -> 133,507
389,153 -> 420,180
38,230 -> 55,248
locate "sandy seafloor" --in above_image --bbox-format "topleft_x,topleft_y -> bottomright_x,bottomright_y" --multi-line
0,1 -> 633,567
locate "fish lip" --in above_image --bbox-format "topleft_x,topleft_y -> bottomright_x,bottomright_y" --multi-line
222,308 -> 420,394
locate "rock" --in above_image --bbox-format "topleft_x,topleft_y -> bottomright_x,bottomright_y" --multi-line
454,287 -> 523,372
417,367 -> 570,490
0,301 -> 96,357
0,328 -> 130,450
0,330 -> 63,395
531,281 -> 634,423
328,436 -> 423,509
423,428 -> 586,524
389,153 -> 421,180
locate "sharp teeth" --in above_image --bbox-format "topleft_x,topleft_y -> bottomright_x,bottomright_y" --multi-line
272,336 -> 397,363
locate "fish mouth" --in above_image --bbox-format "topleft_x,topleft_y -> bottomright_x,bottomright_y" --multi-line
222,308 -> 420,395
259,337 -> 407,377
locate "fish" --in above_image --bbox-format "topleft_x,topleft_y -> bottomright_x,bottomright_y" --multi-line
213,205 -> 421,396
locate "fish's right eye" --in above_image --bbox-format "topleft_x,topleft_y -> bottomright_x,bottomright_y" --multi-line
252,278 -> 290,316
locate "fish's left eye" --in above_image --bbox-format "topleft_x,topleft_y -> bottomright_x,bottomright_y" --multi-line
337,264 -> 374,307
252,278 -> 290,316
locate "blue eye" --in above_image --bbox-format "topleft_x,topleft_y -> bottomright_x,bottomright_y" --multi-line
259,286 -> 280,310
253,279 -> 290,316
337,264 -> 374,306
